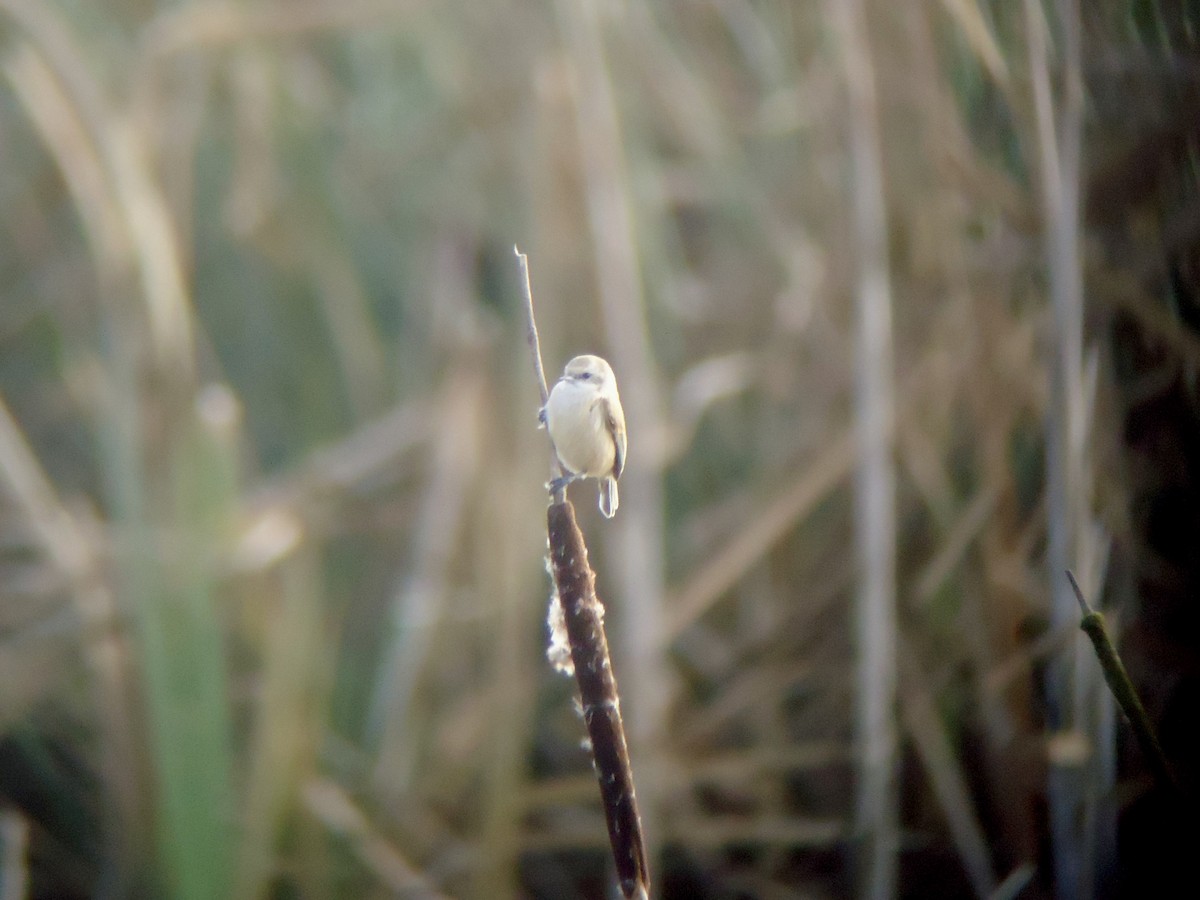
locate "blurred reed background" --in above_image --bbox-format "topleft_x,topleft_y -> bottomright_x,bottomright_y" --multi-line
1,1 -> 1198,898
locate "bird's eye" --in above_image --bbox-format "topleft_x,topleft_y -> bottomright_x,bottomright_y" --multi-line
579,372 -> 591,380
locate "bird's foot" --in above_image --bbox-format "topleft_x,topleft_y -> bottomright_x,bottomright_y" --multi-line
548,473 -> 577,495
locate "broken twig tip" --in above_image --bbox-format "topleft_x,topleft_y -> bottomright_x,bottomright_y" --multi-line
1065,569 -> 1090,616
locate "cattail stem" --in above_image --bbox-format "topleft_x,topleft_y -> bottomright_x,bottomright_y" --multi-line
547,500 -> 650,899
518,248 -> 650,897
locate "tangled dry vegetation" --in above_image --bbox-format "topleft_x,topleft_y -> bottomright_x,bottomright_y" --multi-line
1,1 -> 1198,898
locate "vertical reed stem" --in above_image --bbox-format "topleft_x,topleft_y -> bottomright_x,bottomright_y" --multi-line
827,0 -> 899,895
547,502 -> 650,899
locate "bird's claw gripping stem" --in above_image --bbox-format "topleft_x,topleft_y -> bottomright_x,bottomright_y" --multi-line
548,473 -> 577,495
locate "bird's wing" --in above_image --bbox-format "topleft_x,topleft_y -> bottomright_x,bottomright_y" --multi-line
602,396 -> 627,480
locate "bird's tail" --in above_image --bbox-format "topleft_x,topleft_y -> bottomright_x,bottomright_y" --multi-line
599,476 -> 618,518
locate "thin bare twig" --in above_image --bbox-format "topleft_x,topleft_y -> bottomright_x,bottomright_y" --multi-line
515,246 -> 565,501
515,246 -> 550,409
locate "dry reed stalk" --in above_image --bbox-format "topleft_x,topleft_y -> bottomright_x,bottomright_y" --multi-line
666,428 -> 856,641
517,248 -> 650,899
3,5 -> 241,896
0,809 -> 29,900
897,635 -> 997,897
1,0 -> 196,384
233,547 -> 327,900
0,46 -> 147,882
826,0 -> 899,896
369,367 -> 484,792
0,394 -> 138,870
472,448 -> 544,899
664,339 -> 950,646
302,779 -> 452,899
1024,0 -> 1111,894
937,0 -> 1010,87
139,0 -> 410,61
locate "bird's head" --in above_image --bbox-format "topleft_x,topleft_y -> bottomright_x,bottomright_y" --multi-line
562,354 -> 614,388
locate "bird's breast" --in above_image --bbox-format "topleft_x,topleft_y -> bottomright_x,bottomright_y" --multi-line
546,383 -> 616,477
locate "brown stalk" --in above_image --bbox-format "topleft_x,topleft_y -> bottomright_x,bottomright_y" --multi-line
547,502 -> 650,899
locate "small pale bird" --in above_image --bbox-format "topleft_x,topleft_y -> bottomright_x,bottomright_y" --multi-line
543,354 -> 627,517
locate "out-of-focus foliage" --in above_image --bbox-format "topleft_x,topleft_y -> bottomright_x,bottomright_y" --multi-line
1,0 -> 1198,898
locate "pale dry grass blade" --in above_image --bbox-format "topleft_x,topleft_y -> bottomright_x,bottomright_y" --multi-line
665,343 -> 949,644
0,809 -> 29,900
249,399 -> 431,515
1024,0 -> 1109,894
912,488 -> 999,605
667,429 -> 856,640
234,548 -> 328,900
938,0 -> 1010,87
303,779 -> 452,898
0,45 -> 122,272
899,636 -> 997,897
470,469 -> 543,899
0,396 -> 93,579
2,3 -> 194,376
0,391 -> 145,872
141,0 -> 418,60
370,368 -> 484,792
826,0 -> 900,895
6,11 -> 238,871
